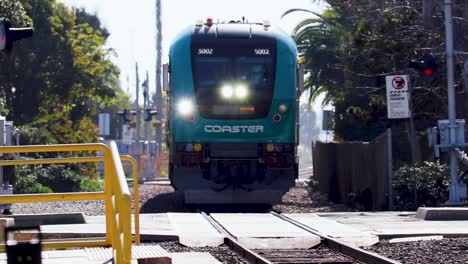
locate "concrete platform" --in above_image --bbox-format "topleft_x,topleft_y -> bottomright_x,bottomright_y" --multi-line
40,214 -> 178,241
319,211 -> 468,238
415,207 -> 468,220
171,252 -> 221,264
0,245 -> 172,264
286,213 -> 379,247
211,213 -> 321,249
167,213 -> 224,247
0,245 -> 224,264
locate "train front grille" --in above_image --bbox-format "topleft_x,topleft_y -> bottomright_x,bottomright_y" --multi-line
208,143 -> 259,158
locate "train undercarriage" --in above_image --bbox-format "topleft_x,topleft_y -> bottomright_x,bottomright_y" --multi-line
169,143 -> 298,204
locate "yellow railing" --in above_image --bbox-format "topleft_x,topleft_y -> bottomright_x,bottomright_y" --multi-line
0,142 -> 139,264
108,142 -> 131,263
120,155 -> 140,245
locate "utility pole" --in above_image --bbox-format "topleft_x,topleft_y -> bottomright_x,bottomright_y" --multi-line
444,0 -> 464,204
155,0 -> 163,157
134,62 -> 143,181
135,63 -> 141,144
143,71 -> 154,180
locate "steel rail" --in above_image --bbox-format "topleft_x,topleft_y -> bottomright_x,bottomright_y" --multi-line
201,212 -> 273,264
270,212 -> 400,264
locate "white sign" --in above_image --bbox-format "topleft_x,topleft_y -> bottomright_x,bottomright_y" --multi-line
386,75 -> 410,119
98,113 -> 110,136
122,124 -> 134,144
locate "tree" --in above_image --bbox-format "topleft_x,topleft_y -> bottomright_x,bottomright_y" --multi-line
0,0 -> 121,144
284,0 -> 463,147
0,0 -> 32,26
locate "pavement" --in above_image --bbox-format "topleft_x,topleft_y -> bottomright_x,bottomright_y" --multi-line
3,209 -> 468,262
37,210 -> 468,243
319,211 -> 468,238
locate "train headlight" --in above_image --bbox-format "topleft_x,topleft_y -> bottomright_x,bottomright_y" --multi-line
177,99 -> 194,116
235,84 -> 248,99
278,103 -> 288,113
221,85 -> 234,99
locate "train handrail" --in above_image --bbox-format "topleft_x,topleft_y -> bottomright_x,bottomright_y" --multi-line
0,142 -> 136,264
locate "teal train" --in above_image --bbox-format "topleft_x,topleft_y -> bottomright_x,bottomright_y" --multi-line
165,19 -> 300,204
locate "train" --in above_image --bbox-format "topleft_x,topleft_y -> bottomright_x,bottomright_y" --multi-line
164,18 -> 301,204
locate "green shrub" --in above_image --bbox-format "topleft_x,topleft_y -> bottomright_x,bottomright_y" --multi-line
14,166 -> 52,194
80,178 -> 103,192
37,164 -> 83,192
15,163 -> 85,193
393,161 -> 450,211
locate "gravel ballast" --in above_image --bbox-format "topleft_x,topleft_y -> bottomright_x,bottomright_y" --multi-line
11,183 -> 342,215
367,237 -> 468,264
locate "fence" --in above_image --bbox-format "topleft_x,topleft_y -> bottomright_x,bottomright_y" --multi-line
312,130 -> 392,210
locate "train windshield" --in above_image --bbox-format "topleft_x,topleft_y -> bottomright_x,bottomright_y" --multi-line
192,52 -> 275,119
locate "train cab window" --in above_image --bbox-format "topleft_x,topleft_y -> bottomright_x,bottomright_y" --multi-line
195,57 -> 230,86
192,46 -> 275,119
235,57 -> 273,88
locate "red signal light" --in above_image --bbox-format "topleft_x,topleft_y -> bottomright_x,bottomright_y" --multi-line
409,54 -> 437,78
423,69 -> 433,76
1,36 -> 5,41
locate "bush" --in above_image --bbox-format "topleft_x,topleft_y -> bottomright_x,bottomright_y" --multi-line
15,163 -> 85,193
393,161 -> 450,211
80,178 -> 103,192
14,166 -> 52,194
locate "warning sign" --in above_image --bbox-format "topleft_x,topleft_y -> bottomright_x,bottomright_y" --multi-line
386,75 -> 410,119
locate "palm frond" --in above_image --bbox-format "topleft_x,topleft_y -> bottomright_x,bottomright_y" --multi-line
281,8 -> 320,18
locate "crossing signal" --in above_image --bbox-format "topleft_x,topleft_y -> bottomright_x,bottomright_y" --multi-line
118,109 -> 133,122
0,20 -> 33,52
143,108 -> 157,121
409,54 -> 437,77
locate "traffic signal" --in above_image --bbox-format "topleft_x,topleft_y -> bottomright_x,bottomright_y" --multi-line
118,109 -> 132,122
0,20 -> 33,52
409,54 -> 437,77
143,108 -> 157,121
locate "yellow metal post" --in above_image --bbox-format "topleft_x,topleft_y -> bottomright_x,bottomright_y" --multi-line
121,155 -> 140,245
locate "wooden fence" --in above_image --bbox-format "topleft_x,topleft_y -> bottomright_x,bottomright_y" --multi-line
312,131 -> 391,210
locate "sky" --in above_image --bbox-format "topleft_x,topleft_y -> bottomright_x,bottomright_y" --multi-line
58,0 -> 327,99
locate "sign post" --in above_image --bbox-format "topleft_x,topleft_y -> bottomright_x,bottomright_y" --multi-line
386,74 -> 417,204
386,75 -> 410,119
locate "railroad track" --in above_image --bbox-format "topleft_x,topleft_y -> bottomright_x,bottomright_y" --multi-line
202,212 -> 399,264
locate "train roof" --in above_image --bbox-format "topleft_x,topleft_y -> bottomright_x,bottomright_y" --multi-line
170,20 -> 296,53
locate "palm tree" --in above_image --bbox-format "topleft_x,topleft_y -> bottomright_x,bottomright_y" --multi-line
282,7 -> 349,107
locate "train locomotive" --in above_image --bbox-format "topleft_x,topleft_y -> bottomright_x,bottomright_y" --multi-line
165,19 -> 300,204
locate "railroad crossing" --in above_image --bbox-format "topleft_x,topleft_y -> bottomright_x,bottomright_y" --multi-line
1,209 -> 467,263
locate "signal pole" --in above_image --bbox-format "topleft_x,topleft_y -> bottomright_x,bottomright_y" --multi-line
135,63 -> 141,143
135,62 -> 142,181
444,0 -> 464,204
143,71 -> 154,180
155,0 -> 163,157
